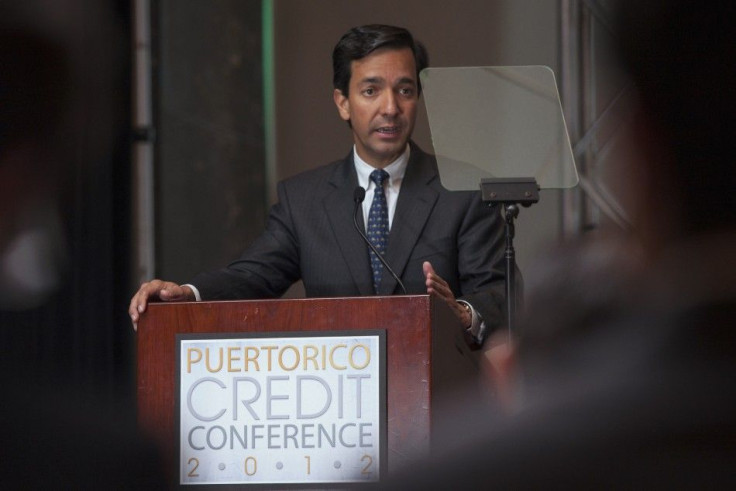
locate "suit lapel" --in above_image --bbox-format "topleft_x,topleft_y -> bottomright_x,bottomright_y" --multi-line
379,144 -> 439,295
324,151 -> 375,296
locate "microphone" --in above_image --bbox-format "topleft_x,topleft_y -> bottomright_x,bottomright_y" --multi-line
353,186 -> 407,295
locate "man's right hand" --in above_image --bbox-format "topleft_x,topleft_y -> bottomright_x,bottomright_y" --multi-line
128,280 -> 195,331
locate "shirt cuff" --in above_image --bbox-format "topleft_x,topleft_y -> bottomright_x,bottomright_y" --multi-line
457,299 -> 487,345
182,284 -> 202,302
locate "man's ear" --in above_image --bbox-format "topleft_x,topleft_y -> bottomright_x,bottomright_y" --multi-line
333,88 -> 351,121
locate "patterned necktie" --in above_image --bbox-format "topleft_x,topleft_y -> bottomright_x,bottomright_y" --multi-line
367,169 -> 390,293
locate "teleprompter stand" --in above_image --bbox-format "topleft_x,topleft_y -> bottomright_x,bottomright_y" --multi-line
480,177 -> 540,337
420,66 -> 578,337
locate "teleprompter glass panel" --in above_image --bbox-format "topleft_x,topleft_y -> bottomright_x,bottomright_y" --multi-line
421,66 -> 578,190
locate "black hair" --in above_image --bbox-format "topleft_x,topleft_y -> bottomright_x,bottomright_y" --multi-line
332,24 -> 429,97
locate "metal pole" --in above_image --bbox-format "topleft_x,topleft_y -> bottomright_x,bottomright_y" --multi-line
132,0 -> 155,284
560,0 -> 583,237
504,204 -> 519,340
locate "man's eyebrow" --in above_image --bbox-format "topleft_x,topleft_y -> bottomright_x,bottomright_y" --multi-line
357,76 -> 384,85
356,76 -> 417,86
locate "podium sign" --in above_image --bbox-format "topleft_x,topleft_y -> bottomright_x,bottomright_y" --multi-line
177,331 -> 386,486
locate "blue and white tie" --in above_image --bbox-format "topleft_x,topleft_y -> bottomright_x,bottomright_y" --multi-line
367,169 -> 389,293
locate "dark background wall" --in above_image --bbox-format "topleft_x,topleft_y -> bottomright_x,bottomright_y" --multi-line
155,0 -> 265,282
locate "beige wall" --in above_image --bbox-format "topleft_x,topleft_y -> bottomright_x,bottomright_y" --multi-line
273,0 -> 563,275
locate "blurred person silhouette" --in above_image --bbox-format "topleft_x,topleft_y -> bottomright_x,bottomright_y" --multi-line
0,5 -> 167,488
386,0 -> 736,487
0,16 -> 69,310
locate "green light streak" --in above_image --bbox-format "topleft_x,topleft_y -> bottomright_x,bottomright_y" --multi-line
262,0 -> 276,204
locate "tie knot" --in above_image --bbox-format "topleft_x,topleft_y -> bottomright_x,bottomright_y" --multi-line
370,169 -> 389,187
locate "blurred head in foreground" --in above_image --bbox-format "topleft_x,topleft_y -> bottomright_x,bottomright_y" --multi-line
0,16 -> 70,309
616,0 -> 736,246
388,1 -> 736,487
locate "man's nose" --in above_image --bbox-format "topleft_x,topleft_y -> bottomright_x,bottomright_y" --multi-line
381,91 -> 400,116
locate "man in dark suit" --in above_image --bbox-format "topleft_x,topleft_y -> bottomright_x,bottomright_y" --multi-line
130,25 -> 506,343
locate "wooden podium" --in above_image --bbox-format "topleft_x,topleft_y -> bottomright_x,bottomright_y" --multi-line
137,295 -> 480,478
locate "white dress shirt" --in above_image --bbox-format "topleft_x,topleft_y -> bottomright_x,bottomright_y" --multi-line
353,144 -> 409,231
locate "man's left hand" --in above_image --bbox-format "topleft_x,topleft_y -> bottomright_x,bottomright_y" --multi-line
423,261 -> 472,327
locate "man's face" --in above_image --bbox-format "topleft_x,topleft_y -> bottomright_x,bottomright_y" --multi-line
333,47 -> 418,168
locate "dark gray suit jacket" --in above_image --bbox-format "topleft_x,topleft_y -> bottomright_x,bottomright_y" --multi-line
192,142 -> 507,331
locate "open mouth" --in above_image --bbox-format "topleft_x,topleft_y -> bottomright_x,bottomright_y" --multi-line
375,126 -> 401,135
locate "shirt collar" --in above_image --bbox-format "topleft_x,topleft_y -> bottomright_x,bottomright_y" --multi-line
353,144 -> 410,190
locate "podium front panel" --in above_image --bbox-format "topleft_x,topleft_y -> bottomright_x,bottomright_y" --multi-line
137,295 -> 474,481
